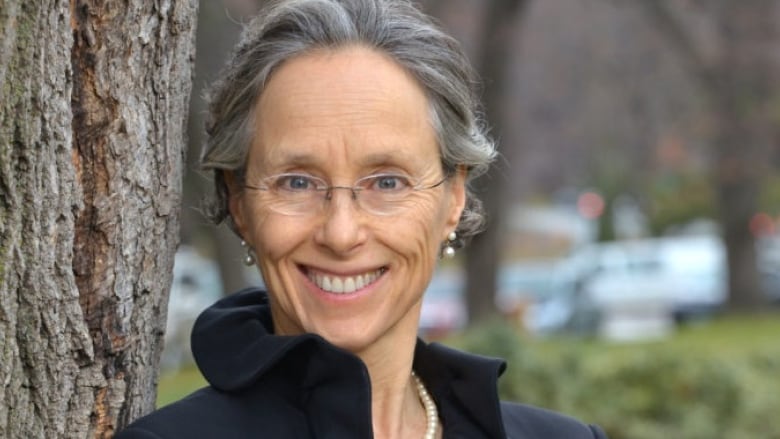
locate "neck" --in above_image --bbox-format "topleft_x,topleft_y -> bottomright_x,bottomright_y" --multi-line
355,316 -> 429,439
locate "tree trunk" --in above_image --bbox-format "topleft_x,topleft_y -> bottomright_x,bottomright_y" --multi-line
0,1 -> 197,438
712,2 -> 776,311
464,0 -> 529,324
180,1 -> 250,295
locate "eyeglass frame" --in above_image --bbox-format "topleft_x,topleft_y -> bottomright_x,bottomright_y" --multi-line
242,171 -> 452,217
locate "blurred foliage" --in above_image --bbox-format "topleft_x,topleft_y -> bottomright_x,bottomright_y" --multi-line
452,316 -> 780,439
648,171 -> 717,235
760,174 -> 780,214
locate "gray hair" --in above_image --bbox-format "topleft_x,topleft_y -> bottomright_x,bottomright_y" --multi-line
200,0 -> 496,249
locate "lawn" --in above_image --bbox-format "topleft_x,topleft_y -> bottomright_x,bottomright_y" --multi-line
157,364 -> 208,407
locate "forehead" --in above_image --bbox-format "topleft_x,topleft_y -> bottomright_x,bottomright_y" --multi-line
250,46 -> 440,171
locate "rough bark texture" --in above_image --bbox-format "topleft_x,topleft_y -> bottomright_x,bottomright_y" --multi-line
0,1 -> 197,438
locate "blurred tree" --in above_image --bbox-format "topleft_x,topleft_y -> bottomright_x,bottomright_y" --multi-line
181,1 -> 249,295
0,1 -> 197,437
633,0 -> 779,311
649,172 -> 717,235
507,0 -> 710,238
464,0 -> 531,324
424,0 -> 531,324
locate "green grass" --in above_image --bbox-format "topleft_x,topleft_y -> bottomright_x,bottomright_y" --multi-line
672,314 -> 780,350
533,313 -> 780,358
157,366 -> 208,407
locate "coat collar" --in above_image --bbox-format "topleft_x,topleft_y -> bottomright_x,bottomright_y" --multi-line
191,288 -> 507,438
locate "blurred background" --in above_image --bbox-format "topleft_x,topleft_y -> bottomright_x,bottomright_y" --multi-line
162,1 -> 780,437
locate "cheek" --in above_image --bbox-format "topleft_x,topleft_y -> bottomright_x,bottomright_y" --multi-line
387,197 -> 449,263
243,204 -> 307,261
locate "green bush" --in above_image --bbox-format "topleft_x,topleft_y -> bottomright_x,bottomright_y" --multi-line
452,318 -> 780,439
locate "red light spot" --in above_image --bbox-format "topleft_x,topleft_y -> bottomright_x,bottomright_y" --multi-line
578,192 -> 605,219
749,212 -> 776,237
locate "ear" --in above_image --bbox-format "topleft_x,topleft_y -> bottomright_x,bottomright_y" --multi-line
224,170 -> 249,240
444,166 -> 467,234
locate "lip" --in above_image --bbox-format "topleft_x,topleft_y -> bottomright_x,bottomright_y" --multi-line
298,264 -> 388,300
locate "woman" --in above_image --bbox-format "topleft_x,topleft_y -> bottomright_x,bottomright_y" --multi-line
118,0 -> 606,438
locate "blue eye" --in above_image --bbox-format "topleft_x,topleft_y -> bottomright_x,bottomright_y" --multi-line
276,174 -> 318,191
368,175 -> 412,191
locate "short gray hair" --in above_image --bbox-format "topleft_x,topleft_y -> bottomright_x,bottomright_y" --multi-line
200,0 -> 496,249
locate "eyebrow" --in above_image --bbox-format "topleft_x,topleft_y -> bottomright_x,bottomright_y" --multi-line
265,149 -> 423,169
357,151 -> 418,167
264,151 -> 320,168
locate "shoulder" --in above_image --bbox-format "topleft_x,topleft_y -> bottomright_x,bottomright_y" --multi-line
115,385 -> 306,439
501,401 -> 608,439
115,388 -> 237,439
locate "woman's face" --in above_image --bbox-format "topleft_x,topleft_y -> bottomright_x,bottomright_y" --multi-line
229,46 -> 465,353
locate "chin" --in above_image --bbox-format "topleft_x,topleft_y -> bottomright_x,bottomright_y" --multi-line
316,313 -> 420,356
314,322 -> 382,353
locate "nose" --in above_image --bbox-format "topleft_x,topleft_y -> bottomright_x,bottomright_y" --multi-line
314,188 -> 368,255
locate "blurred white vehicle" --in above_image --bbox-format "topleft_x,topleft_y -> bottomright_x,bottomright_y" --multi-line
420,262 -> 565,339
576,236 -> 725,340
757,236 -> 780,302
419,268 -> 466,339
161,247 -> 223,372
527,233 -> 780,339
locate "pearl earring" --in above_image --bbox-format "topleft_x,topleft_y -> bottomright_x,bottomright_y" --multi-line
241,240 -> 256,266
442,231 -> 457,259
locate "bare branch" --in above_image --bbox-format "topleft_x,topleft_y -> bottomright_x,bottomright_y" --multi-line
632,0 -> 717,89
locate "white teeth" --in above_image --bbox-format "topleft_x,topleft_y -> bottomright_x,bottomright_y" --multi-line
308,269 -> 384,294
322,276 -> 332,291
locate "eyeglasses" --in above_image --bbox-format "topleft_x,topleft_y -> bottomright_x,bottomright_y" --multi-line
244,172 -> 449,216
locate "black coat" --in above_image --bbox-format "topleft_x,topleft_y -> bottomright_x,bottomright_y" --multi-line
117,289 -> 607,438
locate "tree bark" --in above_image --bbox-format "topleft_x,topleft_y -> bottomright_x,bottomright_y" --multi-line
0,1 -> 197,438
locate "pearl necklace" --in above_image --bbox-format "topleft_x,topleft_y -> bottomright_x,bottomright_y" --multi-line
411,371 -> 438,439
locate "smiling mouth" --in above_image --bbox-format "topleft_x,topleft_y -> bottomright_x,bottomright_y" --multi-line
304,267 -> 387,294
